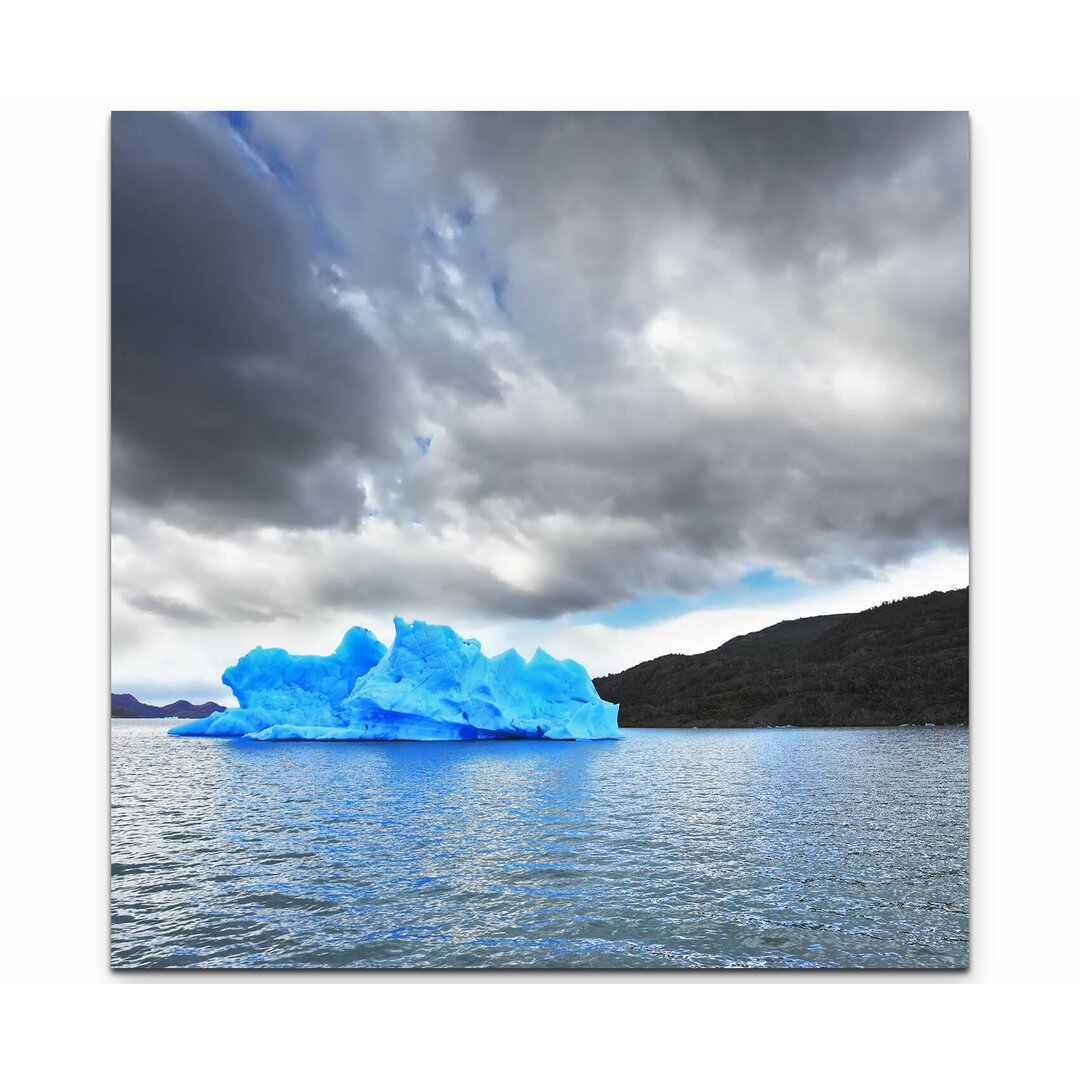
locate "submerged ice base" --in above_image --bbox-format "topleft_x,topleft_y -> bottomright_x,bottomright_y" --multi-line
169,617 -> 620,741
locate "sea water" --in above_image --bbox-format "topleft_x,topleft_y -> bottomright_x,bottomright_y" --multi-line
111,722 -> 968,968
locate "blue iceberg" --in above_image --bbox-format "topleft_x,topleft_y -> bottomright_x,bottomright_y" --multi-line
168,617 -> 620,741
167,626 -> 386,737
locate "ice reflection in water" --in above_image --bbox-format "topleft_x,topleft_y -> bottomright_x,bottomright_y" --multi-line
111,723 -> 968,968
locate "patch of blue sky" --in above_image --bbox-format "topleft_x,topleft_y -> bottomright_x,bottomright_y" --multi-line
418,202 -> 510,319
413,434 -> 433,455
574,566 -> 819,630
220,110 -> 295,183
217,111 -> 342,258
491,273 -> 509,314
221,111 -> 252,136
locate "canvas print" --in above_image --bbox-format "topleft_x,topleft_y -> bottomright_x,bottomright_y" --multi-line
111,111 -> 969,969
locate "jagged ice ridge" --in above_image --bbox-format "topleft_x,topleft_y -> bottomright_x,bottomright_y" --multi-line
168,618 -> 620,741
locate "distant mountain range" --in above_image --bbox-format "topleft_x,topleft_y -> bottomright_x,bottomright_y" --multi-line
111,693 -> 226,720
595,588 -> 968,728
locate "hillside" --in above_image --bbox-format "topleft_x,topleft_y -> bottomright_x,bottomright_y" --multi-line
594,588 -> 968,728
111,693 -> 226,720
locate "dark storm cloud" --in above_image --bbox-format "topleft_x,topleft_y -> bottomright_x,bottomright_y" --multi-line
427,112 -> 970,583
414,111 -> 966,349
125,592 -> 217,626
111,111 -> 410,531
112,111 -> 968,631
126,590 -> 288,627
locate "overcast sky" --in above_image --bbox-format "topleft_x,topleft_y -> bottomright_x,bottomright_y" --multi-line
111,111 -> 969,703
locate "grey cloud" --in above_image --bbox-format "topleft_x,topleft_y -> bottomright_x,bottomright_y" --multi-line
425,403 -> 967,601
111,111 -> 411,532
126,590 -> 289,627
125,592 -> 218,626
113,111 -> 968,628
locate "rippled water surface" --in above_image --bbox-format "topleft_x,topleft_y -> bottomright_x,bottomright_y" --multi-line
111,723 -> 968,968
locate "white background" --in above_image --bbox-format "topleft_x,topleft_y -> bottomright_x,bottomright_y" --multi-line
1,1 -> 1077,1074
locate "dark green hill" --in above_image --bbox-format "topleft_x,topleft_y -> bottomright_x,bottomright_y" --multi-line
594,588 -> 968,728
